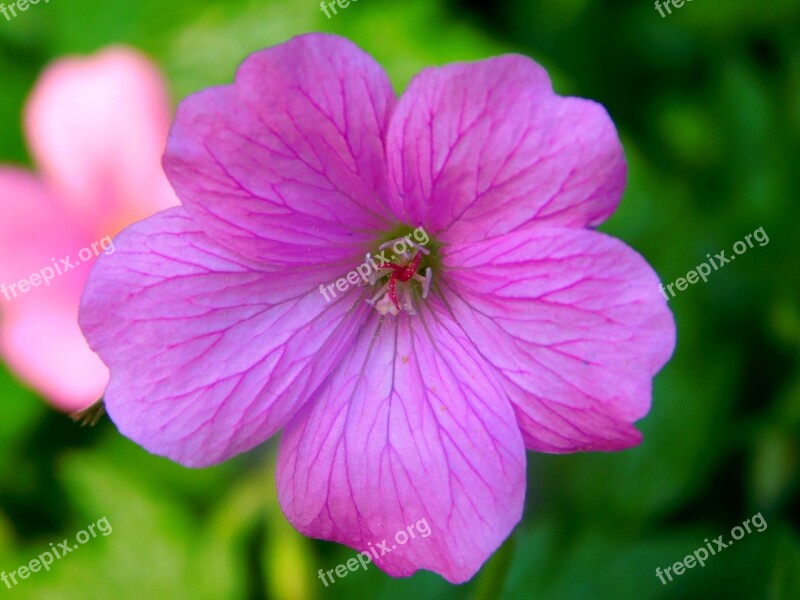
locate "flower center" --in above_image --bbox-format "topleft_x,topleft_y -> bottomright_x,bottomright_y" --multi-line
365,234 -> 434,316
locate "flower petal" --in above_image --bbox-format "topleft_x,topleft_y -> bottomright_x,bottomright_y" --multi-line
387,55 -> 625,242
24,46 -> 177,229
0,168 -> 88,286
79,207 -> 370,467
0,168 -> 108,411
442,228 -> 675,452
277,297 -> 526,583
164,33 -> 397,266
2,295 -> 108,411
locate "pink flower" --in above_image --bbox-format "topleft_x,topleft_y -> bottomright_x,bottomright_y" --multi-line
0,47 -> 177,411
79,34 -> 675,582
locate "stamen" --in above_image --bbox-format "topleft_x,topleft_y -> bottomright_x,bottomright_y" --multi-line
406,239 -> 430,255
413,268 -> 432,298
366,253 -> 377,285
366,280 -> 391,306
366,234 -> 434,316
401,285 -> 416,314
377,239 -> 400,251
375,293 -> 400,316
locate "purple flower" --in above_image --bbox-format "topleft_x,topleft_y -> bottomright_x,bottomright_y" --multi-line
80,34 -> 675,582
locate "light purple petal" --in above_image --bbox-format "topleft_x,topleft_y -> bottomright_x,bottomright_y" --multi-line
387,55 -> 625,242
277,296 -> 526,583
443,228 -> 676,452
164,33 -> 397,266
79,207 -> 370,467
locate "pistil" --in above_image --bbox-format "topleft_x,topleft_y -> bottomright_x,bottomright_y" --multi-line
366,236 -> 433,315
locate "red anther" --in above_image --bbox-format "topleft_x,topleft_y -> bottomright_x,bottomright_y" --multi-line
397,252 -> 422,282
382,263 -> 404,272
373,250 -> 424,312
388,273 -> 400,310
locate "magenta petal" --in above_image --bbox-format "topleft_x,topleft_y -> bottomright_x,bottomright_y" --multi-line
387,55 -> 626,242
444,228 -> 676,452
277,298 -> 526,583
79,208 -> 370,466
164,33 -> 397,266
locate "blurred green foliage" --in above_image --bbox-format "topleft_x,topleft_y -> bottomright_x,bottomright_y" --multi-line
0,0 -> 798,598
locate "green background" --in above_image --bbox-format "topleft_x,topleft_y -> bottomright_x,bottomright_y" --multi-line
1,0 -> 798,598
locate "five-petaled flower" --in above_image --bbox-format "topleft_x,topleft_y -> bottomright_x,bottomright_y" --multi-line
80,34 -> 675,582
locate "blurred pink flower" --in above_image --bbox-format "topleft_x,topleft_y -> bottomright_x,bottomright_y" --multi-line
0,47 -> 178,411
